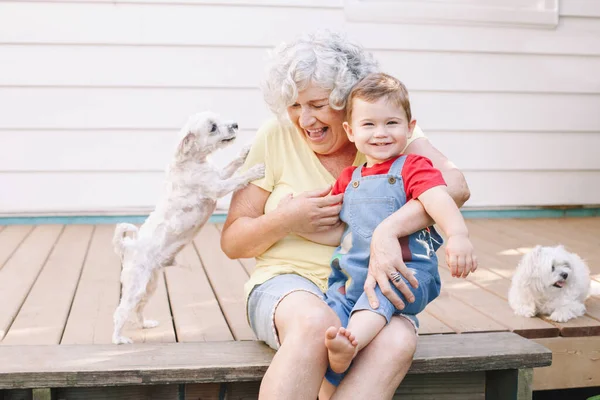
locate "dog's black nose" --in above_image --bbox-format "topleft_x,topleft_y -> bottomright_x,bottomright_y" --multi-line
560,272 -> 568,280
231,122 -> 238,130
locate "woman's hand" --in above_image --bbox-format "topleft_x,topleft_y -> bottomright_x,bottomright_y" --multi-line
277,186 -> 344,234
365,220 -> 419,310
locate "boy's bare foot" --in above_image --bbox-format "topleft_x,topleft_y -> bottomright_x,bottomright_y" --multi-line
325,326 -> 358,373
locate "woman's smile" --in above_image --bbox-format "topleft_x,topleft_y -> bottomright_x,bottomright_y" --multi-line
304,127 -> 329,141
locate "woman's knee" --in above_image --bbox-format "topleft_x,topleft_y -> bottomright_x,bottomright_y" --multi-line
275,291 -> 340,343
375,317 -> 417,364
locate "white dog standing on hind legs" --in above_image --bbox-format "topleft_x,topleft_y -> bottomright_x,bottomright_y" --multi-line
509,245 -> 591,323
111,111 -> 265,344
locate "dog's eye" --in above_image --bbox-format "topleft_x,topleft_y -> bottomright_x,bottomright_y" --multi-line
210,123 -> 217,133
551,264 -> 555,272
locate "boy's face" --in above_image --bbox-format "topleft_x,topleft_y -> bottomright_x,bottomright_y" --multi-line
343,96 -> 416,167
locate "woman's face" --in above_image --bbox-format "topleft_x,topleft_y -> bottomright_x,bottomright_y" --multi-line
287,83 -> 350,156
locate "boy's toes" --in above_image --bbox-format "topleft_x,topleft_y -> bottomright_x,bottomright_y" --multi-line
325,326 -> 339,340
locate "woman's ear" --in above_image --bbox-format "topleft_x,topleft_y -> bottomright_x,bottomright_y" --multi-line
343,121 -> 355,142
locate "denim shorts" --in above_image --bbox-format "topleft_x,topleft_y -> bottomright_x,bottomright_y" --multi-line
246,273 -> 420,387
247,273 -> 326,350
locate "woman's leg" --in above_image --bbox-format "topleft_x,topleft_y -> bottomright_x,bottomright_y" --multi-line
259,290 -> 341,399
331,316 -> 417,399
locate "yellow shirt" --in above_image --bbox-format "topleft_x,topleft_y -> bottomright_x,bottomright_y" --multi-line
241,118 -> 426,299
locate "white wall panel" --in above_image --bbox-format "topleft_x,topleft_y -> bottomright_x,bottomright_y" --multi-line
3,46 -> 600,94
1,0 -> 599,214
1,88 -> 599,132
1,3 -> 600,55
2,130 -> 600,172
3,170 -> 600,213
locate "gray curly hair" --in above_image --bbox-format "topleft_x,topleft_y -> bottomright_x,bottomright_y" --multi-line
261,31 -> 380,118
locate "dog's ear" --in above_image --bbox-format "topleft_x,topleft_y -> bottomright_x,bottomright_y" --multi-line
177,132 -> 195,157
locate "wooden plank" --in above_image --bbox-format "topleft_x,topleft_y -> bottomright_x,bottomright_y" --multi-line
56,385 -> 180,400
193,224 -> 255,340
165,244 -> 233,342
194,375 -> 486,400
61,225 -> 121,344
238,258 -> 255,276
541,314 -> 600,337
533,336 -> 600,390
437,267 -> 558,339
394,372 -> 485,399
529,218 -> 600,269
219,373 -> 488,400
1,225 -> 94,345
184,383 -> 221,400
0,225 -> 63,341
424,289 -> 507,334
486,369 -> 533,400
0,332 -> 551,389
1,389 -> 32,400
222,382 -> 262,400
517,219 -> 599,259
0,225 -> 33,270
417,311 -> 455,335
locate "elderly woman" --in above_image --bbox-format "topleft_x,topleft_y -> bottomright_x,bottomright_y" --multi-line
221,31 -> 470,400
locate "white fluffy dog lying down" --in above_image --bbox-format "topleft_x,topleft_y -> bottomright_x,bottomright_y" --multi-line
508,245 -> 590,322
111,111 -> 265,344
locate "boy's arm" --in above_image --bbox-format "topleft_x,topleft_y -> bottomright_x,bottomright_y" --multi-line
296,223 -> 345,246
417,186 -> 477,277
417,186 -> 468,238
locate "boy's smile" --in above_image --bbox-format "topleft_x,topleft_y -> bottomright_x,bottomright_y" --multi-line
343,97 -> 416,167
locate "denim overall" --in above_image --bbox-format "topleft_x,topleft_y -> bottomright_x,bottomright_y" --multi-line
325,155 -> 443,330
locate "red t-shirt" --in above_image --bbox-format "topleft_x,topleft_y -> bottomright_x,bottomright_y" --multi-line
331,155 -> 446,200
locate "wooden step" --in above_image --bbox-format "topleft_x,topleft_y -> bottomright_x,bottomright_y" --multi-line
0,332 -> 551,390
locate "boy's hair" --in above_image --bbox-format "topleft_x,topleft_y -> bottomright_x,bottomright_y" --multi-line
346,72 -> 412,123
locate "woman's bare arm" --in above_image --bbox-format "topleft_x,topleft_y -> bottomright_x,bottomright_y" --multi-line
221,185 -> 344,259
221,185 -> 289,259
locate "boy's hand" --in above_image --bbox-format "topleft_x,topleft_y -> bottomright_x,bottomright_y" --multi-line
445,234 -> 477,278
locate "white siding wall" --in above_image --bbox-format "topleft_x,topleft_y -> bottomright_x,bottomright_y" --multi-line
1,0 -> 599,215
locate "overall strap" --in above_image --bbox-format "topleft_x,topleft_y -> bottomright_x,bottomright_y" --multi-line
388,155 -> 408,177
350,165 -> 363,181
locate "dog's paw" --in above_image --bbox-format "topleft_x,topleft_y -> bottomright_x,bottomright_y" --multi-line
142,319 -> 159,329
246,163 -> 266,181
513,306 -> 536,318
548,310 -> 574,322
549,304 -> 585,322
238,144 -> 252,161
112,335 -> 134,345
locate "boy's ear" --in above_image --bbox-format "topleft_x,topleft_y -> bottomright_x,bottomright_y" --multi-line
343,121 -> 355,142
407,120 -> 417,139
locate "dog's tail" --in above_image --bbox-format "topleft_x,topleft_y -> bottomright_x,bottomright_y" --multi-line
113,223 -> 138,259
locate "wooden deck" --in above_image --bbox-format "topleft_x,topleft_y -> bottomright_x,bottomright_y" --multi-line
0,218 -> 599,392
